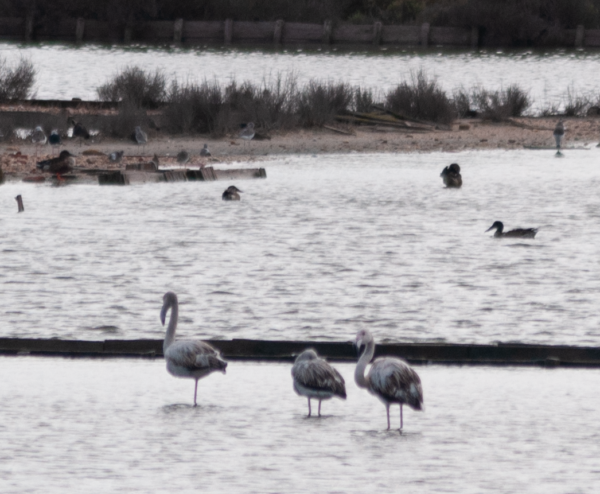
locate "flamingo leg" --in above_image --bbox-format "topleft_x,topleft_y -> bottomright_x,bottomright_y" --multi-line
400,404 -> 403,430
193,379 -> 199,407
307,398 -> 311,417
318,400 -> 322,417
386,405 -> 391,430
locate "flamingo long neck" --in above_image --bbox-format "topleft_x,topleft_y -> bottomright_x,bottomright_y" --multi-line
354,339 -> 375,389
163,301 -> 178,353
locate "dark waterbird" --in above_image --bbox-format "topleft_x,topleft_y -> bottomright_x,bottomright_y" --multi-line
36,150 -> 75,175
440,163 -> 462,188
200,144 -> 211,157
291,349 -> 346,417
553,120 -> 565,156
160,292 -> 227,406
486,221 -> 538,238
68,118 -> 90,145
222,185 -> 243,201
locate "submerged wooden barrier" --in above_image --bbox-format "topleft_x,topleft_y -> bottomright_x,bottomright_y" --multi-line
98,166 -> 266,185
0,16 -> 597,48
1,337 -> 600,368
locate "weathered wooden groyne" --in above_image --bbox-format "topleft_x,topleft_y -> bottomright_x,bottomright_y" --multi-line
0,17 -> 597,48
2,337 -> 599,367
97,166 -> 267,185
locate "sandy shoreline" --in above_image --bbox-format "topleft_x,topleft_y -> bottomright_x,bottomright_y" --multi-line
2,117 -> 599,181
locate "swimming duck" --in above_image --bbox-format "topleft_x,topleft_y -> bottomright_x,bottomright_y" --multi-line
222,185 -> 242,201
486,221 -> 538,238
36,150 -> 75,175
440,163 -> 462,188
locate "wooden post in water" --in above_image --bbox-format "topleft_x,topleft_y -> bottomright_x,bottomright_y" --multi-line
224,19 -> 233,44
420,23 -> 430,47
15,195 -> 24,213
0,166 -> 4,185
273,19 -> 284,45
575,25 -> 585,48
24,14 -> 34,41
470,26 -> 479,49
373,21 -> 382,46
75,18 -> 85,42
323,20 -> 332,45
173,18 -> 183,43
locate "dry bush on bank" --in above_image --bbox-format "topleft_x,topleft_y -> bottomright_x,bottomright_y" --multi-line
471,85 -> 531,121
97,66 -> 167,108
385,70 -> 454,124
297,81 -> 354,127
0,57 -> 36,101
163,80 -> 224,135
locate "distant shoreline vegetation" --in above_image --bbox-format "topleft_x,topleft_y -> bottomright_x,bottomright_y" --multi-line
1,61 -> 600,139
2,0 -> 600,46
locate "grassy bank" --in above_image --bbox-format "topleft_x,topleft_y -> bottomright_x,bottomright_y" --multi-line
2,62 -> 600,140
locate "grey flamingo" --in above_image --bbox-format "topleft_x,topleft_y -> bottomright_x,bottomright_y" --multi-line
160,291 -> 227,406
355,329 -> 424,430
292,349 -> 346,417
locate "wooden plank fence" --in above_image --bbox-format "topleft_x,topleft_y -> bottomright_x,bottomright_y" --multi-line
0,16 -> 597,48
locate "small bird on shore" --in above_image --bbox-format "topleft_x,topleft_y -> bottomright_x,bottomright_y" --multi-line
553,120 -> 565,156
355,329 -> 424,430
177,150 -> 189,165
36,150 -> 75,176
31,126 -> 47,146
486,221 -> 538,238
68,118 -> 90,145
292,349 -> 346,417
440,163 -> 462,188
222,185 -> 243,201
31,126 -> 47,159
48,130 -> 61,156
151,154 -> 160,169
160,291 -> 227,406
135,126 -> 147,146
200,144 -> 211,157
239,122 -> 255,141
108,150 -> 124,163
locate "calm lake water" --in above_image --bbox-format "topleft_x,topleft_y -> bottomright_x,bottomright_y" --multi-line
2,149 -> 600,346
1,42 -> 600,111
2,356 -> 599,493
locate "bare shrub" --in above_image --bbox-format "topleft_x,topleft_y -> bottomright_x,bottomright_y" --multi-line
223,75 -> 299,131
385,70 -> 454,124
452,88 -> 472,118
103,98 -> 149,138
354,87 -> 377,113
0,57 -> 36,101
472,85 -> 531,121
562,87 -> 591,117
297,81 -> 354,127
97,66 -> 167,108
163,80 -> 224,135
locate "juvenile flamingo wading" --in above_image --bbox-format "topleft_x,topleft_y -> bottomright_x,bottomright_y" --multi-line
160,292 -> 227,406
354,329 -> 423,430
291,349 -> 346,417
